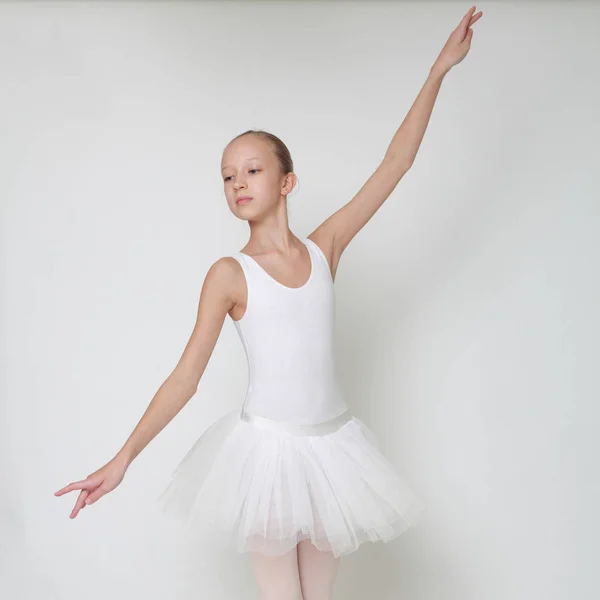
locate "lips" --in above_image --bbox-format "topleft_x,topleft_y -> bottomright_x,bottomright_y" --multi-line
236,196 -> 253,204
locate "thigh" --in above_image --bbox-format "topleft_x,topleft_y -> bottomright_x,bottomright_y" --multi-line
249,545 -> 304,600
297,539 -> 341,600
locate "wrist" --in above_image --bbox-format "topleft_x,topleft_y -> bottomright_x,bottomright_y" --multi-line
114,447 -> 135,469
430,62 -> 450,80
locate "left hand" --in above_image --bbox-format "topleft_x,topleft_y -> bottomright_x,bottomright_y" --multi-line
433,6 -> 483,75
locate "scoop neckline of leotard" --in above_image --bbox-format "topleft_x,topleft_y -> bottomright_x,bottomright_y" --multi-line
239,238 -> 314,291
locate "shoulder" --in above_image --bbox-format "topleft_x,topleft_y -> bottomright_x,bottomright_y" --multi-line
307,231 -> 333,260
201,256 -> 245,300
204,256 -> 243,286
207,255 -> 241,275
306,231 -> 336,280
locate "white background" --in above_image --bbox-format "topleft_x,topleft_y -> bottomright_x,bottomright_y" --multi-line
1,1 -> 598,599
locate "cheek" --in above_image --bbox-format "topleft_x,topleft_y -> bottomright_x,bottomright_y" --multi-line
260,174 -> 279,192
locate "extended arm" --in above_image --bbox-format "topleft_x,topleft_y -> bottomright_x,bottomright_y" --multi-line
54,256 -> 242,516
310,7 -> 482,276
113,258 -> 238,467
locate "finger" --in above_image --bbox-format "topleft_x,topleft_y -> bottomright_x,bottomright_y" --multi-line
85,486 -> 106,506
463,6 -> 476,21
454,6 -> 476,40
70,489 -> 89,519
55,478 -> 92,496
469,11 -> 483,26
459,6 -> 477,29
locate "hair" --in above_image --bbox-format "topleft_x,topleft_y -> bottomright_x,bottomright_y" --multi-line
229,130 -> 294,178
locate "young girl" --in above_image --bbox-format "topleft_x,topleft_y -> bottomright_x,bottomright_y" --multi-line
55,7 -> 481,598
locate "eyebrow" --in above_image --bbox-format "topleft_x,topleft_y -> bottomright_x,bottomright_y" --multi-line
221,157 -> 261,172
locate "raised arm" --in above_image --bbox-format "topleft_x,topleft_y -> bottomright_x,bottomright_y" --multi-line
310,6 -> 482,277
54,256 -> 243,517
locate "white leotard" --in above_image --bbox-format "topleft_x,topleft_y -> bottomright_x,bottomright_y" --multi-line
231,237 -> 349,425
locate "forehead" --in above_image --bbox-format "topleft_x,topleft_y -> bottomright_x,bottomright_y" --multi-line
221,136 -> 272,170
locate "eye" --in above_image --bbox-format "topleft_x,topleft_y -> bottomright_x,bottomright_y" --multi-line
224,169 -> 259,182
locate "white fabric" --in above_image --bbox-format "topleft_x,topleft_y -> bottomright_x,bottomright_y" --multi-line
241,408 -> 353,436
157,238 -> 423,557
233,238 -> 348,425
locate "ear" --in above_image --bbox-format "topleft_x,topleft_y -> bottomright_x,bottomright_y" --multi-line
281,172 -> 297,196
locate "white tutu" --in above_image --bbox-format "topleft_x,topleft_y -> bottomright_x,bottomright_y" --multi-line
157,409 -> 423,558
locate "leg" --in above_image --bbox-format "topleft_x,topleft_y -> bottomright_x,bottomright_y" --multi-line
249,544 -> 304,600
297,539 -> 341,600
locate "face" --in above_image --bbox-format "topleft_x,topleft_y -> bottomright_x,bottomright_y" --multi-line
221,136 -> 295,219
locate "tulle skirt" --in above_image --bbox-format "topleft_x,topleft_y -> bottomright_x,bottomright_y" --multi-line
157,408 -> 423,558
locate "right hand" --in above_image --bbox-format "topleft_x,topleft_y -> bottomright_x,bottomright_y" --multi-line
54,454 -> 129,519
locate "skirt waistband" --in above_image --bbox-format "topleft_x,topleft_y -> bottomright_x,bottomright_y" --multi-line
239,408 -> 353,437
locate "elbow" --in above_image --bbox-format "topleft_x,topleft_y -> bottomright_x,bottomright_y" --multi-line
168,372 -> 199,398
382,155 -> 413,175
185,379 -> 199,397
399,156 -> 414,171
